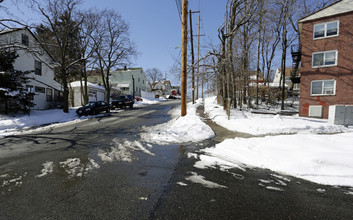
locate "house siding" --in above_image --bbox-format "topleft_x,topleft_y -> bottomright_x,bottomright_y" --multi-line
299,12 -> 353,118
0,28 -> 62,110
109,68 -> 149,97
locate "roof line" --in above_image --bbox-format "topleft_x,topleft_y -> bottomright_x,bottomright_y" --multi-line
298,0 -> 344,23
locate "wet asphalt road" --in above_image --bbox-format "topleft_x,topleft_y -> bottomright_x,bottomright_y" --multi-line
1,100 -> 353,219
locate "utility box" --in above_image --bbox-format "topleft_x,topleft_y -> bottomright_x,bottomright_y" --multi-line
345,105 -> 353,125
328,105 -> 353,126
329,105 -> 346,125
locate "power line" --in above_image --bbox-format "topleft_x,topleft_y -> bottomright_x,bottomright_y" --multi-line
175,0 -> 182,23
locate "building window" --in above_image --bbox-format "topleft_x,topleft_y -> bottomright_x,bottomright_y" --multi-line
312,50 -> 337,67
35,86 -> 45,93
26,85 -> 34,100
88,89 -> 97,98
46,88 -> 53,102
26,85 -> 34,93
314,20 -> 339,39
22,34 -> 29,46
35,60 -> 42,75
54,90 -> 62,102
311,80 -> 336,96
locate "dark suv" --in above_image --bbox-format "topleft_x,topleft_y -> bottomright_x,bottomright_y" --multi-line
111,95 -> 134,109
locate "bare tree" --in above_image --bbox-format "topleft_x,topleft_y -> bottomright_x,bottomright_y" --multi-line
77,9 -> 99,105
94,9 -> 137,103
0,0 -> 37,29
36,0 -> 84,113
215,0 -> 259,114
145,68 -> 163,84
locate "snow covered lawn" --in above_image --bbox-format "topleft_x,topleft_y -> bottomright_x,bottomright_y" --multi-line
204,96 -> 352,135
197,133 -> 353,187
195,96 -> 353,187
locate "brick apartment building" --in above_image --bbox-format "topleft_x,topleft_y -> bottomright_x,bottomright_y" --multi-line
298,0 -> 353,118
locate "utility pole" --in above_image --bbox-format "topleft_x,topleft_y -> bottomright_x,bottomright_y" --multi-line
189,10 -> 195,104
196,14 -> 201,100
132,75 -> 135,98
181,0 -> 188,116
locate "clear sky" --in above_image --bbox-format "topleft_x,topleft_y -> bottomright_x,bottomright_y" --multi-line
82,0 -> 228,79
2,0 -> 228,83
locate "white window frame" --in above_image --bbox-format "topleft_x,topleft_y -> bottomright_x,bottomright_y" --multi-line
312,50 -> 337,68
313,20 -> 339,39
310,79 -> 336,96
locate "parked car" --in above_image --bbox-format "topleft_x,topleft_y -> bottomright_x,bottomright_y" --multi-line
76,101 -> 110,116
111,95 -> 134,109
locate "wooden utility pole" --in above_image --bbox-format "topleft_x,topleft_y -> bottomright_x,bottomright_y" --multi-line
181,0 -> 188,116
189,10 -> 195,104
196,14 -> 201,100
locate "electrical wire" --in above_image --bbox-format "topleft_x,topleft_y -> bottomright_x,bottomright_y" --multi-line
175,0 -> 182,23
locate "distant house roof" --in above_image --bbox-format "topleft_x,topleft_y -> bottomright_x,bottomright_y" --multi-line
115,83 -> 130,88
70,81 -> 105,90
152,80 -> 171,87
70,81 -> 120,92
299,0 -> 353,23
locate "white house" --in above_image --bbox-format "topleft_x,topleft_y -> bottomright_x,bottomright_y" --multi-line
69,81 -> 120,107
151,80 -> 172,98
271,68 -> 299,91
0,28 -> 62,109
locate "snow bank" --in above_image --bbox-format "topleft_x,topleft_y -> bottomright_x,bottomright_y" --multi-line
204,96 -> 352,135
141,99 -> 215,144
198,132 -> 353,187
134,97 -> 167,107
0,109 -> 81,137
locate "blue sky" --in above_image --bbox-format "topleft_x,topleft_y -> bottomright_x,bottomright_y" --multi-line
3,0 -> 227,82
82,0 -> 227,77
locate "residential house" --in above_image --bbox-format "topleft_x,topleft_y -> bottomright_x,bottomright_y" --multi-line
109,67 -> 149,97
0,28 -> 62,110
298,0 -> 353,118
69,81 -> 120,107
271,68 -> 300,92
152,80 -> 172,98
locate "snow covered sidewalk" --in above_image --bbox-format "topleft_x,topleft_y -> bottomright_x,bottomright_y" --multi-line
0,109 -> 81,137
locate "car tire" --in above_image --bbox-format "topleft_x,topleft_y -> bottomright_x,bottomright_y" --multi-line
106,108 -> 110,113
92,109 -> 96,115
130,104 -> 133,108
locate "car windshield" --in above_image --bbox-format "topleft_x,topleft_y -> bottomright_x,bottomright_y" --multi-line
117,96 -> 125,99
84,102 -> 96,107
